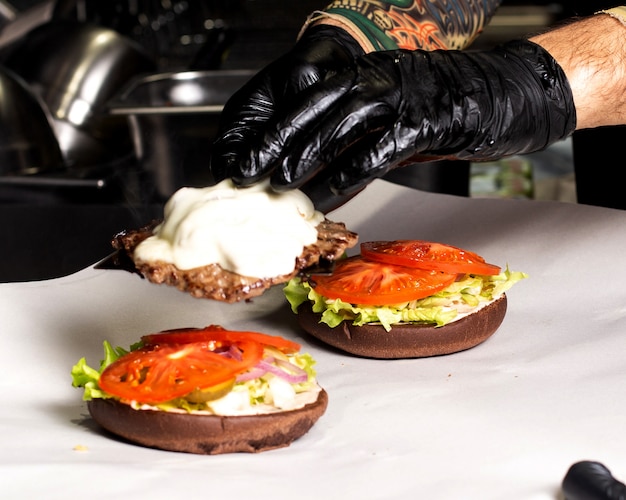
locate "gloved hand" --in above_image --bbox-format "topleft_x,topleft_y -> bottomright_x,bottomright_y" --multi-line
210,24 -> 364,185
562,461 -> 626,500
225,39 -> 576,196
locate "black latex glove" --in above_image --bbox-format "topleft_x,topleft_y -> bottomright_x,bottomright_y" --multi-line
563,461 -> 626,500
210,24 -> 364,185
228,39 -> 575,197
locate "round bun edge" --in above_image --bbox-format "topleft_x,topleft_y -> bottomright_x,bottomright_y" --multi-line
87,388 -> 328,454
297,295 -> 508,359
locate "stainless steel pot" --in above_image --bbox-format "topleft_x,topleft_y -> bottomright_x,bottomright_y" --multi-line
108,69 -> 254,200
2,20 -> 156,168
0,65 -> 63,175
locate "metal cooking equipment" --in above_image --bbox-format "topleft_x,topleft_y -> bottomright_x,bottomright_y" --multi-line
108,69 -> 254,201
51,0 -> 238,71
0,65 -> 63,176
2,20 -> 156,168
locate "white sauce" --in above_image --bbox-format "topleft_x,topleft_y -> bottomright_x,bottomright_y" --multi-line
132,384 -> 322,416
134,179 -> 324,278
445,292 -> 503,323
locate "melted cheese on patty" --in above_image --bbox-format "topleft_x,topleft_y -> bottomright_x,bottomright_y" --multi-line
135,179 -> 324,278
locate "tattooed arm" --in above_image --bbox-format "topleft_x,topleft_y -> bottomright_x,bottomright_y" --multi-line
210,0 -> 501,196
308,0 -> 502,51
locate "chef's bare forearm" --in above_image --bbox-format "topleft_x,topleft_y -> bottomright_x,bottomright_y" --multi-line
306,0 -> 502,51
531,12 -> 626,130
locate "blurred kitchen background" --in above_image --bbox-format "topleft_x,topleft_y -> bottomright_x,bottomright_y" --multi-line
0,0 -> 587,209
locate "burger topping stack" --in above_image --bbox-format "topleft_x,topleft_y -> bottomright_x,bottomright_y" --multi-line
72,326 -> 321,416
285,240 -> 527,332
72,326 -> 329,454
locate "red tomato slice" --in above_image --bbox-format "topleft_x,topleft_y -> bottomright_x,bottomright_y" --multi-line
142,325 -> 301,353
99,339 -> 263,404
309,255 -> 456,305
361,240 -> 501,276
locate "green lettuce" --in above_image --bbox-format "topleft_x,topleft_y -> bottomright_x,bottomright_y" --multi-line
71,340 -> 319,413
284,267 -> 527,332
71,341 -> 129,401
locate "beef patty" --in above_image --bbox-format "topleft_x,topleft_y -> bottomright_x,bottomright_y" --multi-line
112,219 -> 358,303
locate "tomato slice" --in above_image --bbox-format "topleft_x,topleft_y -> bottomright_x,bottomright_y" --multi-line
98,339 -> 263,404
361,240 -> 501,276
142,325 -> 301,353
309,255 -> 456,305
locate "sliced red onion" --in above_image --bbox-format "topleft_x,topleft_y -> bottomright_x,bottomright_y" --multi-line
235,356 -> 308,384
260,358 -> 308,383
235,355 -> 274,382
236,366 -> 267,382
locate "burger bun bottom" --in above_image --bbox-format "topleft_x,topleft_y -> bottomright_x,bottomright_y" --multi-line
87,388 -> 328,454
297,295 -> 507,359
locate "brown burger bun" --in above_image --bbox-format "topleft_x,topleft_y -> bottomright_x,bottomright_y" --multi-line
297,295 -> 508,359
87,388 -> 329,454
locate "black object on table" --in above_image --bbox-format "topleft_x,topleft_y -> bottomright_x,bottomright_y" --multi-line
563,461 -> 626,500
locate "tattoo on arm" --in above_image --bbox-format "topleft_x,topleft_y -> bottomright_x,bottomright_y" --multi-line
321,0 -> 502,51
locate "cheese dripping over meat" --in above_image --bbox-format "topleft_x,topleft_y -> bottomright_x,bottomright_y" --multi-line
134,179 -> 325,278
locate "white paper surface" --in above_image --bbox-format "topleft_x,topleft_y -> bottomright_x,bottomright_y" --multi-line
2,179 -> 625,499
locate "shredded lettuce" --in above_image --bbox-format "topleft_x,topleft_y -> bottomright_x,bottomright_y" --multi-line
284,267 -> 528,332
71,340 -> 319,413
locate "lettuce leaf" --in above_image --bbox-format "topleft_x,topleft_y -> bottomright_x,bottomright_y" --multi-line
71,341 -> 127,401
71,339 -> 319,413
284,267 -> 527,332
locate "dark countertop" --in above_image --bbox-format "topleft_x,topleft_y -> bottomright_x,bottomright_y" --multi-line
1,203 -> 163,282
